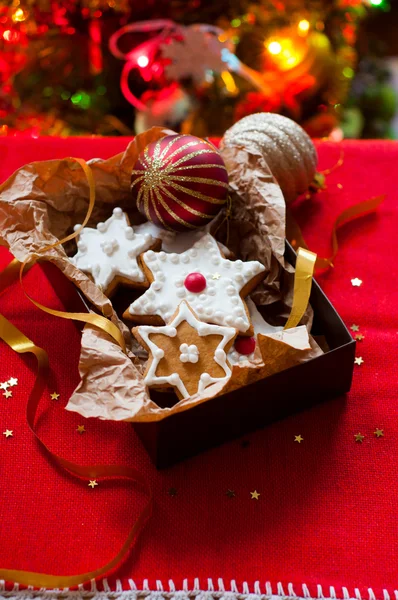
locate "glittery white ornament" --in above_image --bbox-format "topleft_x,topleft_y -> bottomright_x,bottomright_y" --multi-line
220,112 -> 317,204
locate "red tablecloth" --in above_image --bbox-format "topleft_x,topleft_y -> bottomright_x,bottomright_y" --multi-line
0,138 -> 397,599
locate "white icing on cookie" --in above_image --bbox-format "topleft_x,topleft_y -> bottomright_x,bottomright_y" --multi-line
179,343 -> 199,364
228,349 -> 256,364
136,301 -> 236,399
227,298 -> 283,366
128,233 -> 266,333
70,208 -> 158,291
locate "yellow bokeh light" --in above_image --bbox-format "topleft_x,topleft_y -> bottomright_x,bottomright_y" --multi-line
298,19 -> 310,34
267,41 -> 282,55
265,32 -> 307,71
12,7 -> 26,22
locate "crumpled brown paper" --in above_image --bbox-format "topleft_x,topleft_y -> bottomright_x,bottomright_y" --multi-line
0,127 -> 317,423
216,144 -> 312,326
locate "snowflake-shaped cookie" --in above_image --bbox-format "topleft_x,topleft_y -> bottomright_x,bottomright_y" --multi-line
124,233 -> 266,334
71,207 -> 160,294
133,301 -> 236,400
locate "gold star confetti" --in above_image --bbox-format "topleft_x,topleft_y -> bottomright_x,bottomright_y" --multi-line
250,490 -> 260,500
3,390 -> 12,398
355,357 -> 364,366
226,489 -> 236,498
351,278 -> 363,287
212,272 -> 221,280
0,382 -> 10,390
8,377 -> 18,387
77,425 -> 86,434
88,480 -> 98,488
355,334 -> 365,341
354,433 -> 364,443
374,428 -> 384,438
50,392 -> 60,400
3,429 -> 13,438
168,487 -> 178,497
351,324 -> 360,332
294,435 -> 304,443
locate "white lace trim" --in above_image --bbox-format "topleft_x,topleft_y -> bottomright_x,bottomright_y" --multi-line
0,579 -> 395,600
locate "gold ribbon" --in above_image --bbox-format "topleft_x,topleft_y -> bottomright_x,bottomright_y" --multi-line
0,157 -> 150,587
0,310 -> 152,588
286,195 -> 384,271
284,247 -> 317,330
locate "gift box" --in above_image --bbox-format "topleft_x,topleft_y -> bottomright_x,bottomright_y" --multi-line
132,242 -> 356,468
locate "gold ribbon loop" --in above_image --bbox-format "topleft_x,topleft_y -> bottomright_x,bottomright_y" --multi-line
20,279 -> 126,353
284,247 -> 317,330
286,195 -> 384,271
0,308 -> 152,588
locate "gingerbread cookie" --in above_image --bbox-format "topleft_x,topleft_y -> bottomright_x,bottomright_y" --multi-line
132,301 -> 237,400
124,233 -> 266,335
71,207 -> 161,296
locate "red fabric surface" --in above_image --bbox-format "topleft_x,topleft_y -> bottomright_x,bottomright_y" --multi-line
0,137 -> 397,596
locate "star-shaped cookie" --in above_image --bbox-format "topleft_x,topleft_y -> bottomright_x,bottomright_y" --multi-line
133,301 -> 236,400
124,233 -> 266,334
71,207 -> 160,296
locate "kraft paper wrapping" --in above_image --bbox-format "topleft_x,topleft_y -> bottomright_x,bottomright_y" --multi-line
0,128 -> 318,423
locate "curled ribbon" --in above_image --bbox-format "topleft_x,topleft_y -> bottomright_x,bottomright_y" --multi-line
0,158 -> 148,587
284,247 -> 317,330
286,195 -> 384,271
0,308 -> 152,588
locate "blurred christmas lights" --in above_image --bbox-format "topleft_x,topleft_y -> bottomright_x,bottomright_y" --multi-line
267,41 -> 282,55
0,0 -> 391,137
298,19 -> 310,34
137,55 -> 149,68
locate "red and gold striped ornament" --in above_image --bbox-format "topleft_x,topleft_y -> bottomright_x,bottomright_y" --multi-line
131,134 -> 229,232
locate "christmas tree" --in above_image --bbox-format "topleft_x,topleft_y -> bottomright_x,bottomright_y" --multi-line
0,0 -> 393,137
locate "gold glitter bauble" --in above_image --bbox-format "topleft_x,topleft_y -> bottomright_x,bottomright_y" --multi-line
220,113 -> 318,204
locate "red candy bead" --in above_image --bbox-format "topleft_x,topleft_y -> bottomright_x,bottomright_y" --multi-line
131,134 -> 229,232
184,272 -> 207,293
234,336 -> 256,355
